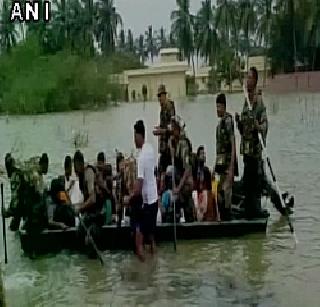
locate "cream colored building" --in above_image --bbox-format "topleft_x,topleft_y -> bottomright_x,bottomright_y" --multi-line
187,66 -> 211,94
242,56 -> 271,88
123,48 -> 189,102
221,79 -> 242,92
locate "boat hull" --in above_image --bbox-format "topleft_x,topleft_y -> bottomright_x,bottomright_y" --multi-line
19,219 -> 268,254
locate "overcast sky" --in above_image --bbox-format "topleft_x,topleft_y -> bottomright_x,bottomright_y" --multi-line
115,0 -> 209,36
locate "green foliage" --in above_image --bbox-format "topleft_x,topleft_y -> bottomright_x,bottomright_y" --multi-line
0,37 -> 140,114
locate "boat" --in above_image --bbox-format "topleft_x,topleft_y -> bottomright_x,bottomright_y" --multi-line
19,218 -> 268,254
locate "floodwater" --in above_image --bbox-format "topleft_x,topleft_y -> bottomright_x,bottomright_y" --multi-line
0,93 -> 320,307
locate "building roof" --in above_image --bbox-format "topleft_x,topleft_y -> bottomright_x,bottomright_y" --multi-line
125,64 -> 189,77
159,48 -> 179,55
186,66 -> 211,77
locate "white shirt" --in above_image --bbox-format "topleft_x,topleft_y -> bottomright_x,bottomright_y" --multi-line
65,175 -> 84,204
137,143 -> 158,205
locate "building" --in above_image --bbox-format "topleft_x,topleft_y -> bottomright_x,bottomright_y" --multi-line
187,66 -> 211,94
123,48 -> 189,102
242,56 -> 271,88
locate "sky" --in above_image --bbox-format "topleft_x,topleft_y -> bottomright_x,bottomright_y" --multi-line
115,0 -> 208,36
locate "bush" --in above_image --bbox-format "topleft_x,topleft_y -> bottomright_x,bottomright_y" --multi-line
0,38 -> 140,114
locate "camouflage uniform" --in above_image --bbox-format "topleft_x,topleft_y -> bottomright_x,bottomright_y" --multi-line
173,134 -> 195,222
158,100 -> 175,173
215,112 -> 237,215
22,162 -> 48,235
238,92 -> 268,218
6,168 -> 24,231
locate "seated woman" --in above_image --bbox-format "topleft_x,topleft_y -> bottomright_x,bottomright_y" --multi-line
48,178 -> 75,230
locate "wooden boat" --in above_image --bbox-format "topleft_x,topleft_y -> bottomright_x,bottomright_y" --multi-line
19,218 -> 268,254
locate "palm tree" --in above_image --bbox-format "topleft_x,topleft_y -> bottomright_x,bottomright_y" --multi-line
0,0 -> 19,53
275,0 -> 299,71
95,0 -> 122,55
308,0 -> 320,70
239,0 -> 256,73
169,32 -> 176,47
160,27 -> 167,48
171,0 -> 195,75
138,34 -> 145,64
127,29 -> 134,53
195,0 -> 219,92
256,0 -> 273,86
215,0 -> 236,46
119,28 -> 125,50
146,25 -> 155,62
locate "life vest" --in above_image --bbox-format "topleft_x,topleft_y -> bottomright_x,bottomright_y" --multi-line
173,137 -> 194,191
119,157 -> 136,197
215,112 -> 233,174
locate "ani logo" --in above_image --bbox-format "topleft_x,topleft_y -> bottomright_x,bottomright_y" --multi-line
10,1 -> 51,22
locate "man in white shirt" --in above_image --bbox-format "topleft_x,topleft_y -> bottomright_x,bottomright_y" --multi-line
132,120 -> 158,261
64,156 -> 83,205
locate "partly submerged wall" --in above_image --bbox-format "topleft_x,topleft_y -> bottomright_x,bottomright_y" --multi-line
266,71 -> 320,93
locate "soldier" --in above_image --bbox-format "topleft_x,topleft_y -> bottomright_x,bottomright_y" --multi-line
153,84 -> 176,193
22,153 -> 49,258
73,150 -> 104,258
23,153 -> 49,235
170,116 -> 195,222
3,154 -> 25,231
215,94 -> 238,220
235,67 -> 268,219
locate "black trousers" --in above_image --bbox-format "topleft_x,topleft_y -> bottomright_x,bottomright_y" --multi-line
78,212 -> 104,256
243,156 -> 263,218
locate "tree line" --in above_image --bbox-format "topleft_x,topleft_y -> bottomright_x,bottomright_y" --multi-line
0,0 -> 320,112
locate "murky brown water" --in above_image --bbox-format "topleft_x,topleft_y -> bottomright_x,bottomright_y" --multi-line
1,93 -> 320,307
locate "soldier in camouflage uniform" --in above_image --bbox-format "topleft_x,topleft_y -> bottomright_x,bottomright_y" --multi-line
153,84 -> 176,193
23,154 -> 49,236
170,116 -> 195,222
215,94 -> 238,220
236,67 -> 268,218
3,154 -> 25,231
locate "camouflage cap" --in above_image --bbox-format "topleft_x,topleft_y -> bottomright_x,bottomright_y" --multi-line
157,84 -> 167,97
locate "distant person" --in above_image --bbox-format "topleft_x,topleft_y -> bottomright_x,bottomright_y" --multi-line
235,67 -> 268,219
142,84 -> 148,102
153,84 -> 176,194
215,94 -> 238,220
131,120 -> 158,261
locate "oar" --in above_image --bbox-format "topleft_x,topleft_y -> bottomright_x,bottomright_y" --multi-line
242,85 -> 298,244
170,143 -> 177,252
1,184 -> 8,264
78,215 -> 104,266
